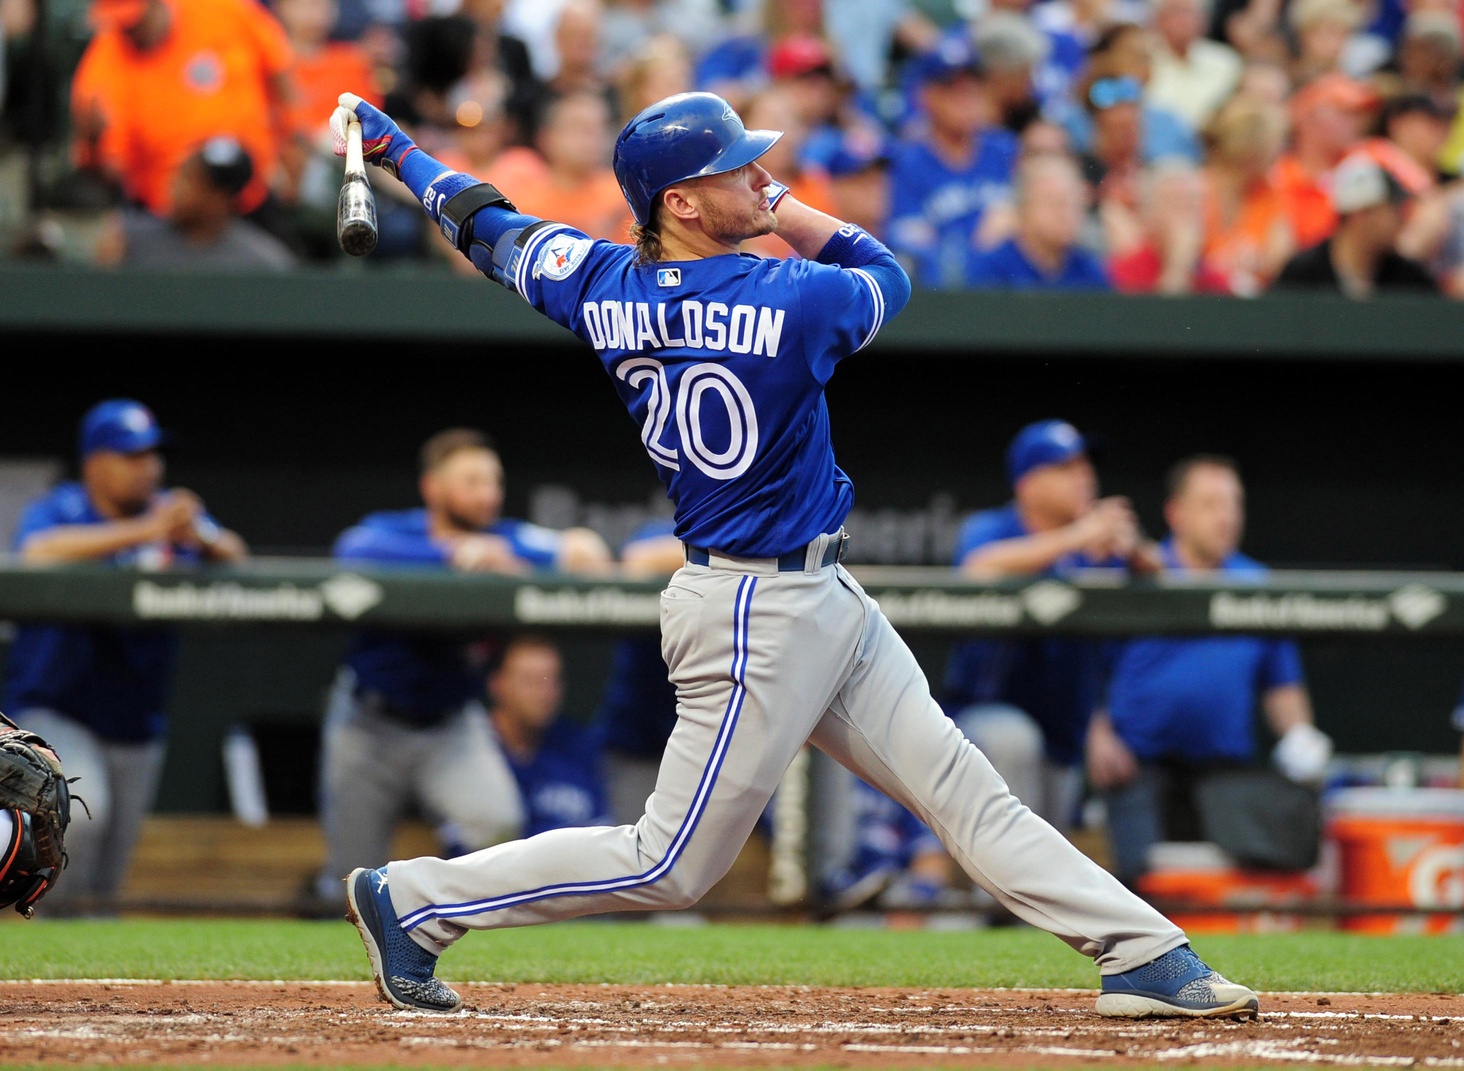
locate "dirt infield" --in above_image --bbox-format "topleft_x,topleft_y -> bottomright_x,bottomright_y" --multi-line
1,981 -> 1460,1067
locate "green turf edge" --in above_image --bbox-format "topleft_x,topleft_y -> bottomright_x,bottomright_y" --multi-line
0,921 -> 1460,993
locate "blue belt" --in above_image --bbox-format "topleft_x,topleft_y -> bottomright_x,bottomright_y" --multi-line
684,531 -> 848,572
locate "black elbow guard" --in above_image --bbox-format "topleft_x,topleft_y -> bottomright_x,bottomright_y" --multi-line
438,182 -> 517,253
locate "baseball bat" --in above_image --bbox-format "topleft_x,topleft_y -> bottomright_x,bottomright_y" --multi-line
337,116 -> 378,257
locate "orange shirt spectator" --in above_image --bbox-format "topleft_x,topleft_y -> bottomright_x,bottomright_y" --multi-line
1201,176 -> 1291,293
1269,154 -> 1336,250
1271,138 -> 1433,253
290,44 -> 376,140
272,0 -> 378,145
1267,73 -> 1377,250
490,91 -> 632,242
505,165 -> 631,243
1199,94 -> 1293,294
72,0 -> 294,215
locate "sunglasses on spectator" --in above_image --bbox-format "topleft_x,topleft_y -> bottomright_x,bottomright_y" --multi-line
1089,76 -> 1144,110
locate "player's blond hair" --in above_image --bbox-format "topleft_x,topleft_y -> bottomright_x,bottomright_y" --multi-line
631,202 -> 664,265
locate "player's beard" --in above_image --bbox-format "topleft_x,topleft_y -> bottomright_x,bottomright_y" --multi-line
702,195 -> 777,245
444,504 -> 494,533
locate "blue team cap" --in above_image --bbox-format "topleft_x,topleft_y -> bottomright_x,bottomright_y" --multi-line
911,37 -> 985,85
803,125 -> 892,177
1006,420 -> 1087,485
78,399 -> 167,458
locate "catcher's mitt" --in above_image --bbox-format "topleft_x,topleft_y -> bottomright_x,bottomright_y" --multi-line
0,711 -> 78,917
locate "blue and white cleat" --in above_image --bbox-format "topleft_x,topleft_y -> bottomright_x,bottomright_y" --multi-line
1097,944 -> 1259,1020
345,866 -> 462,1012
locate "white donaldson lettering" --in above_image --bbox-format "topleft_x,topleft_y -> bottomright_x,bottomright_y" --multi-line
728,305 -> 755,354
704,302 -> 728,350
682,301 -> 703,346
657,302 -> 685,346
636,303 -> 661,350
578,300 -> 784,358
612,302 -> 634,349
582,302 -> 605,348
754,306 -> 785,357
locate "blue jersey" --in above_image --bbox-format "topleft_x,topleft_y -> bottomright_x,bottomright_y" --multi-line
2,483 -> 214,743
512,225 -> 892,557
846,777 -> 942,879
885,129 -> 1019,290
335,509 -> 562,722
503,716 -> 611,838
965,237 -> 1111,291
1105,543 -> 1304,764
593,518 -> 680,759
942,503 -> 1117,765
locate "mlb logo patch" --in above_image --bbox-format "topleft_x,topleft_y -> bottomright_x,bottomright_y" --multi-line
657,268 -> 681,287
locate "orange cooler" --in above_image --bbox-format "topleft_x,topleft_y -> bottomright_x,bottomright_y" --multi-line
1136,843 -> 1320,933
1326,788 -> 1464,934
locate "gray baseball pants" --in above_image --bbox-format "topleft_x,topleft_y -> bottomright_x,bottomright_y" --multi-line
14,708 -> 167,911
387,540 -> 1186,972
318,669 -> 524,896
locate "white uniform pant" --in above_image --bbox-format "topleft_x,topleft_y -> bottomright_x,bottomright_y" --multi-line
387,550 -> 1185,973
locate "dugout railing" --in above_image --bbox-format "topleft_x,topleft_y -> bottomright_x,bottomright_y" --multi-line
1,557 -> 1463,636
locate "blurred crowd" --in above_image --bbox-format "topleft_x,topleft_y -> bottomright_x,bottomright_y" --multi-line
3,0 -> 1464,295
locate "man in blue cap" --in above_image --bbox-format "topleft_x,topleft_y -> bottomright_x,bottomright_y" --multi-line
3,399 -> 247,913
803,125 -> 893,241
886,37 -> 1020,289
943,419 -> 1159,831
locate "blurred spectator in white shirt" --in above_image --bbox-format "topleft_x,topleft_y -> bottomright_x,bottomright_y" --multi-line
1147,0 -> 1243,131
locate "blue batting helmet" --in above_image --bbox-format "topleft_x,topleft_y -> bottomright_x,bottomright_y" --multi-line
613,92 -> 782,227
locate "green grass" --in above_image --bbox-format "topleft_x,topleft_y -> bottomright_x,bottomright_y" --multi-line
0,920 -> 1459,992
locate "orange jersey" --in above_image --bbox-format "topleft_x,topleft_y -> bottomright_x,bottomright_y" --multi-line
288,42 -> 378,143
1269,154 -> 1336,250
72,0 -> 293,213
492,147 -> 633,243
1201,172 -> 1292,293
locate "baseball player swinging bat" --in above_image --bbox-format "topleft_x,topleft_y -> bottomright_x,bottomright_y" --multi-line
337,115 -> 377,257
328,89 -> 1258,1024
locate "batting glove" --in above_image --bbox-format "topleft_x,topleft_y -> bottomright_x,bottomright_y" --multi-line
1273,722 -> 1333,784
765,179 -> 791,211
331,92 -> 418,178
